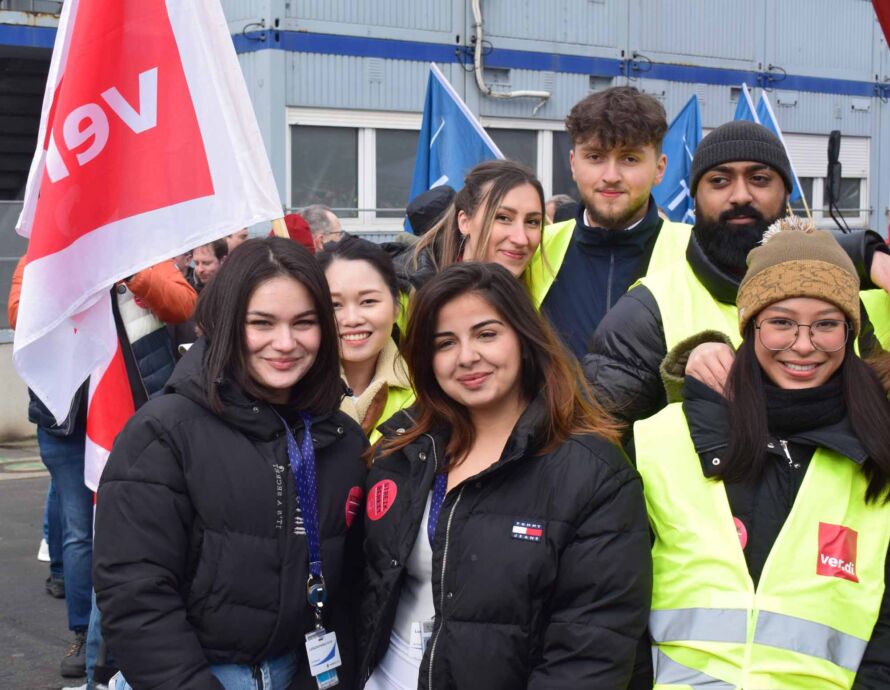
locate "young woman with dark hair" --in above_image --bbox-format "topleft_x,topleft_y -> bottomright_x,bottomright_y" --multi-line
94,238 -> 368,689
318,237 -> 414,442
634,220 -> 890,689
358,262 -> 651,689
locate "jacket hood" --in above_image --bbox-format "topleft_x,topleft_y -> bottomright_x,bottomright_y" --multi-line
164,338 -> 345,444
681,375 -> 869,473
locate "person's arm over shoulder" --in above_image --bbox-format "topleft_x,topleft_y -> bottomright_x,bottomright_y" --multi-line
853,540 -> 890,688
583,284 -> 668,425
93,406 -> 223,690
527,440 -> 652,689
126,260 -> 197,324
7,256 -> 26,329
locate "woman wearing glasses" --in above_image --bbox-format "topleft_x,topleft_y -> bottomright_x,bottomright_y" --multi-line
633,218 -> 890,689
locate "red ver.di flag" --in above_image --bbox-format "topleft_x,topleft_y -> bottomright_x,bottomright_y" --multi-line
14,0 -> 282,489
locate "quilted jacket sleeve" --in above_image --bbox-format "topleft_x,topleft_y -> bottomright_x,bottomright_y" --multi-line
93,410 -> 223,690
527,445 -> 652,689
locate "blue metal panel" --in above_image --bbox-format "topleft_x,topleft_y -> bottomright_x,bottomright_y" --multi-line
0,22 -> 55,49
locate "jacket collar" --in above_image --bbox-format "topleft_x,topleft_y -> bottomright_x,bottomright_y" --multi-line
379,394 -> 548,470
685,232 -> 741,305
681,376 -> 869,477
574,196 -> 663,250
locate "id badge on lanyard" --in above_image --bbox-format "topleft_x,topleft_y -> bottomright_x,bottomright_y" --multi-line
279,412 -> 342,688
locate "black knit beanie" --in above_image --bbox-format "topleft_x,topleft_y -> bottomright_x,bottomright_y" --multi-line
690,121 -> 793,196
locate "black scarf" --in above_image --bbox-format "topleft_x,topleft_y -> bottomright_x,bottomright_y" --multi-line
763,373 -> 845,436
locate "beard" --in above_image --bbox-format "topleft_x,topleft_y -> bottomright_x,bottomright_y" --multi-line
582,187 -> 650,230
692,204 -> 784,276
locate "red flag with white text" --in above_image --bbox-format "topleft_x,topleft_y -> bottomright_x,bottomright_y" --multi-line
14,0 -> 282,490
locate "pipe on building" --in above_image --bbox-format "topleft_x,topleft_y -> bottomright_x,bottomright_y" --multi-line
471,0 -> 551,113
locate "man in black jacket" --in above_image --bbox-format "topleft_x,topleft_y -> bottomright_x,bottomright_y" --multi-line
585,120 -> 890,426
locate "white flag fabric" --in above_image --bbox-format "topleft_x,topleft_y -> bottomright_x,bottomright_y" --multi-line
13,0 -> 281,487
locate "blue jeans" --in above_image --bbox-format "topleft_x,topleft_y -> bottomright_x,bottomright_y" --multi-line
112,651 -> 298,689
38,426 -> 93,631
46,479 -> 64,577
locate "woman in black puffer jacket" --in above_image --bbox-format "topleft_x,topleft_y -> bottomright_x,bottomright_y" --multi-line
94,238 -> 368,690
358,262 -> 652,690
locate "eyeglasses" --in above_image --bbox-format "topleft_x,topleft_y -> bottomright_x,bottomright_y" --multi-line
754,317 -> 849,353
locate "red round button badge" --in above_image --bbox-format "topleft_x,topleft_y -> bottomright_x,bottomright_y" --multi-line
367,479 -> 398,521
344,486 -> 364,528
733,517 -> 748,550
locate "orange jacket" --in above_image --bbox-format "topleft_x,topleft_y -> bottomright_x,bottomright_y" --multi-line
7,257 -> 196,329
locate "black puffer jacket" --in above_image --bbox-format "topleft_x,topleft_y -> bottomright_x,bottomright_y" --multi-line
93,339 -> 368,690
358,398 -> 652,689
584,230 -> 886,427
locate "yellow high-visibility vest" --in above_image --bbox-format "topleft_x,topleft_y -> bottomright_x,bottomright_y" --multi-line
369,385 -> 414,445
860,289 -> 890,351
635,403 -> 890,689
525,217 -> 693,307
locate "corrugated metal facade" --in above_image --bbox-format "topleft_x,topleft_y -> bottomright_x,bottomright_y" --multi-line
225,0 -> 890,229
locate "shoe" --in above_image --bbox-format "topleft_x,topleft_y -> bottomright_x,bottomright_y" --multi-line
38,538 -> 50,562
45,574 -> 65,599
60,630 -> 87,678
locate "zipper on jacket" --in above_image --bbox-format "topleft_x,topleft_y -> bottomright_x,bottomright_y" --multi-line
427,485 -> 465,690
605,250 -> 615,309
252,664 -> 264,689
778,439 -> 800,469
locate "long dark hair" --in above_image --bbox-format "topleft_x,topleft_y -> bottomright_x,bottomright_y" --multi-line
380,262 -> 620,466
410,160 -> 545,275
194,237 -> 342,414
723,322 -> 890,503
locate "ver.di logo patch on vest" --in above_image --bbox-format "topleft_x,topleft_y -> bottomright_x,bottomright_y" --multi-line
817,522 -> 859,583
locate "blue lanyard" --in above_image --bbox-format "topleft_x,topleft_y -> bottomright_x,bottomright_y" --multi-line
427,473 -> 448,548
278,412 -> 328,624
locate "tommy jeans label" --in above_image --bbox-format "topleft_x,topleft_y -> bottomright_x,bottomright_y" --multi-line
817,522 -> 859,583
512,521 -> 543,542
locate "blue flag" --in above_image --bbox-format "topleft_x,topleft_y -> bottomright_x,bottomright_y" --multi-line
407,63 -> 502,232
756,93 -> 805,203
733,83 -> 759,123
653,95 -> 701,224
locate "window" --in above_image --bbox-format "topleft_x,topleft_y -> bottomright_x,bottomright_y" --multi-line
824,177 -> 862,219
788,176 -> 866,228
290,125 -> 358,218
287,109 -> 579,230
790,178 -> 814,215
551,131 -> 578,200
486,128 -> 537,171
376,129 -> 419,218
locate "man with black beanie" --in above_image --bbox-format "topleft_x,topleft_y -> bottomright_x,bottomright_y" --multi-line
584,120 -> 890,427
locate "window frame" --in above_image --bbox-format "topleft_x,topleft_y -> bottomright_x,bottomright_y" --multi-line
286,108 -> 571,230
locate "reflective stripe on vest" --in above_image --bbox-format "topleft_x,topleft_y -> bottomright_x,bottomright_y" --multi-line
635,403 -> 890,689
525,218 -> 692,307
651,607 -> 868,671
653,649 -> 735,689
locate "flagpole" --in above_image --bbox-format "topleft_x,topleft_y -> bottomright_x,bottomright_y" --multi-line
271,217 -> 288,238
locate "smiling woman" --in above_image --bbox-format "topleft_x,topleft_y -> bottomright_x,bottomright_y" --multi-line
633,218 -> 890,688
358,262 -> 651,690
318,236 -> 414,442
93,238 -> 369,690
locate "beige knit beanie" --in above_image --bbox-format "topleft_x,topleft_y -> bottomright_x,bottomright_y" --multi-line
737,216 -> 860,336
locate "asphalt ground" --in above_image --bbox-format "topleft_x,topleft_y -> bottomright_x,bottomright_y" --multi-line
0,439 -> 79,690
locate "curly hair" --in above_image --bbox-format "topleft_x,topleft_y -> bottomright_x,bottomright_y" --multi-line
565,86 -> 667,152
